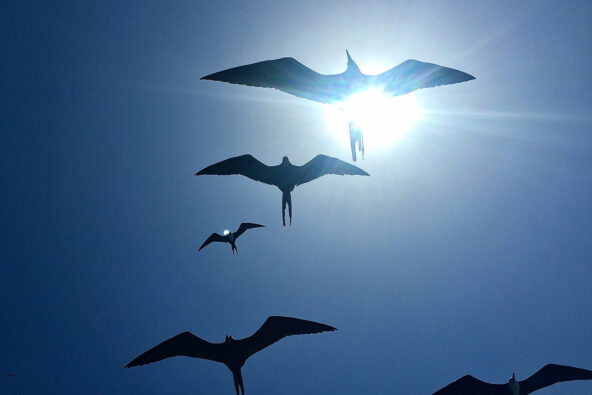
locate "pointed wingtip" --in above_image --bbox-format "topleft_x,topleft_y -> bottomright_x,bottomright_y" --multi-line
346,49 -> 351,60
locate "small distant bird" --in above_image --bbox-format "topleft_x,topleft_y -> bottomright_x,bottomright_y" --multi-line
125,316 -> 336,395
7,373 -> 15,378
195,154 -> 369,226
199,222 -> 264,254
433,363 -> 592,394
201,50 -> 475,161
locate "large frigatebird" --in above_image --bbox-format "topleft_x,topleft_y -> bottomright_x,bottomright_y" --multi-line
433,363 -> 592,394
195,154 -> 369,226
125,316 -> 336,395
201,50 -> 475,161
199,222 -> 264,254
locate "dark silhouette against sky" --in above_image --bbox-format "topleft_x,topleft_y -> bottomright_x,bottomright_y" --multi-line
199,222 -> 264,254
433,363 -> 592,394
202,51 -> 475,161
125,316 -> 336,395
2,1 -> 592,394
196,154 -> 369,225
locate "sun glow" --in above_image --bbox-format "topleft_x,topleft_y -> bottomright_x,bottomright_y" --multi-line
323,89 -> 423,149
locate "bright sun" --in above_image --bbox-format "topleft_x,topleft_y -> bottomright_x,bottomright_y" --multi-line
323,89 -> 423,149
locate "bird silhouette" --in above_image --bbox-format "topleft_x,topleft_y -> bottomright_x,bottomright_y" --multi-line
125,316 -> 336,395
196,154 -> 369,226
199,222 -> 264,254
7,373 -> 15,378
433,363 -> 592,394
201,50 -> 475,161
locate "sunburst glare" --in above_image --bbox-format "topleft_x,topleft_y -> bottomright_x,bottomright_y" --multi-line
323,89 -> 424,149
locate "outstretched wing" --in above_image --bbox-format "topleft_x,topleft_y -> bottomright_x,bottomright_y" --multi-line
125,332 -> 223,368
519,364 -> 592,394
198,233 -> 226,251
373,59 -> 475,97
201,57 -> 348,103
235,223 -> 265,238
296,154 -> 369,186
237,316 -> 336,361
433,375 -> 506,395
195,155 -> 277,186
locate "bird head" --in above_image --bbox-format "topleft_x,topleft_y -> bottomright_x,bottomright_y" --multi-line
345,49 -> 361,74
507,373 -> 520,395
223,230 -> 230,236
282,156 -> 290,164
225,335 -> 234,343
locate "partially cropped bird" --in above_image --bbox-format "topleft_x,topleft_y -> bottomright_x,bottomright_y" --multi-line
195,154 -> 369,226
201,50 -> 475,161
433,363 -> 592,394
125,316 -> 336,395
199,222 -> 264,254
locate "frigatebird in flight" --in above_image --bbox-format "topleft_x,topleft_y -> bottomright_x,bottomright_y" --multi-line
196,154 -> 369,226
201,50 -> 475,161
433,363 -> 592,394
199,222 -> 264,254
125,316 -> 336,395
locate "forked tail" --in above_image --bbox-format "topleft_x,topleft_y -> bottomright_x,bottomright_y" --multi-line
349,121 -> 364,161
281,191 -> 292,226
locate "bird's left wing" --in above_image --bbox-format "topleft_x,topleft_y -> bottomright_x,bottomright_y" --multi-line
373,59 -> 475,97
125,332 -> 223,367
235,223 -> 265,238
433,374 -> 506,395
295,154 -> 369,186
519,364 -> 592,394
198,233 -> 226,251
196,154 -> 277,186
201,57 -> 347,103
237,316 -> 336,361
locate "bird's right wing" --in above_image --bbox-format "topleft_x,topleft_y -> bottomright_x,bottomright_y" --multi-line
295,154 -> 369,186
195,155 -> 277,186
433,375 -> 507,395
201,57 -> 348,103
125,332 -> 223,367
373,59 -> 475,97
198,233 -> 226,251
238,316 -> 336,362
235,223 -> 265,238
519,364 -> 592,394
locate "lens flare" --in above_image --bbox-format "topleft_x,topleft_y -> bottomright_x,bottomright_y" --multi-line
323,89 -> 423,149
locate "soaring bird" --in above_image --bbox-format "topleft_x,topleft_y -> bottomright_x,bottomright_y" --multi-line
199,222 -> 264,254
433,363 -> 592,394
201,50 -> 475,161
195,154 -> 369,226
125,316 -> 336,395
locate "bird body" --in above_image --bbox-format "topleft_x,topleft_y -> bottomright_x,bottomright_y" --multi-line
126,316 -> 336,395
433,364 -> 592,394
201,50 -> 475,160
196,154 -> 369,226
199,223 -> 264,254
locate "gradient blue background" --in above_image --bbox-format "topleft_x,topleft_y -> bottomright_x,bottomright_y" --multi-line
2,1 -> 591,394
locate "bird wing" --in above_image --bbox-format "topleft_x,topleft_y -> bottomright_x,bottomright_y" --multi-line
201,57 -> 348,103
125,332 -> 223,367
519,364 -> 592,394
234,223 -> 265,238
433,375 -> 507,395
237,316 -> 336,361
198,233 -> 226,251
195,154 -> 277,186
295,154 -> 370,186
373,59 -> 475,97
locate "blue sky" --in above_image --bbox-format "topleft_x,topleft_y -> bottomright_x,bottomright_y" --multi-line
2,1 -> 591,394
